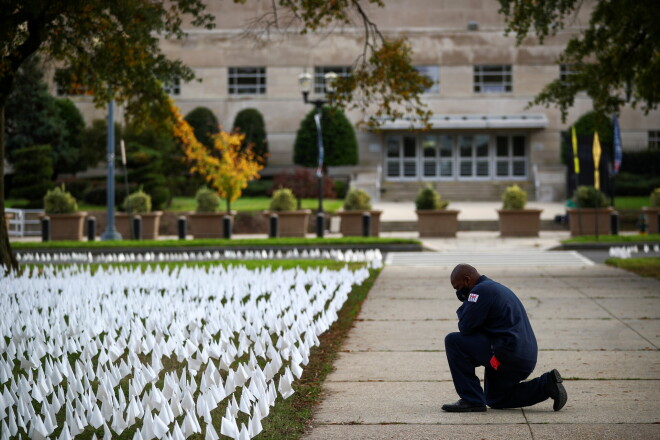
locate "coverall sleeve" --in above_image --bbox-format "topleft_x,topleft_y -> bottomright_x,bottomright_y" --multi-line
457,294 -> 491,335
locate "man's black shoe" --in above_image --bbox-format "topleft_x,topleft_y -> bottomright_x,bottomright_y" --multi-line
545,369 -> 567,411
441,399 -> 487,412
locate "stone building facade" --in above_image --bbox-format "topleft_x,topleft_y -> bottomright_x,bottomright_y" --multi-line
55,0 -> 660,202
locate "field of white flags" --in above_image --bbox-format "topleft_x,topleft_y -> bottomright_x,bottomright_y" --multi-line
0,261 -> 377,439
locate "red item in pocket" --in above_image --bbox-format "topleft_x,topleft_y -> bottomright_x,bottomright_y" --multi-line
490,355 -> 501,370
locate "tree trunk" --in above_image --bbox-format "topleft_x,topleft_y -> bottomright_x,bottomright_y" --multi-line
0,106 -> 19,271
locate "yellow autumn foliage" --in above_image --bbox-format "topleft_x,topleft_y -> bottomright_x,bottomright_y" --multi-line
170,100 -> 263,213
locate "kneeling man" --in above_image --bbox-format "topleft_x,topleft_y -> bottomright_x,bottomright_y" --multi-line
443,263 -> 567,412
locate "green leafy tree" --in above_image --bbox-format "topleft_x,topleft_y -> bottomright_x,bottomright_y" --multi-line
9,145 -> 53,207
294,106 -> 358,168
232,108 -> 268,165
5,55 -> 64,165
78,119 -> 123,171
124,141 -> 170,211
53,98 -> 86,175
184,107 -> 219,149
498,0 -> 660,120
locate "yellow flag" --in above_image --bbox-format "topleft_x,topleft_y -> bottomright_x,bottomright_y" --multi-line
593,132 -> 602,190
571,126 -> 580,174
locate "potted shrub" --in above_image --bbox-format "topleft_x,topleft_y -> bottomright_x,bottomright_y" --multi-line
116,188 -> 162,240
43,185 -> 87,241
415,184 -> 460,237
567,185 -> 613,236
497,184 -> 543,237
188,187 -> 230,239
264,188 -> 311,237
642,187 -> 660,234
338,189 -> 382,237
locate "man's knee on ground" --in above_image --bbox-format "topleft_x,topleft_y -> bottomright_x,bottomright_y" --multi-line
445,332 -> 461,349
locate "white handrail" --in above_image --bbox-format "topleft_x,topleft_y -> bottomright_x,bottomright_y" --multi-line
5,208 -> 44,237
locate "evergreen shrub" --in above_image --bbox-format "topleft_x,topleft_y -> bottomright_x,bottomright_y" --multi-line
343,189 -> 371,211
44,185 -> 77,214
502,184 -> 527,210
269,188 -> 297,212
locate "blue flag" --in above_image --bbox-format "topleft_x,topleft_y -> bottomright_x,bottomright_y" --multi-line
612,113 -> 623,175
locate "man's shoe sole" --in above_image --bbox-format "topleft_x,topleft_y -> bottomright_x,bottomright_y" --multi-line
441,405 -> 487,413
549,369 -> 568,411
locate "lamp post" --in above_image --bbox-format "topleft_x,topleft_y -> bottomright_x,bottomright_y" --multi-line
100,98 -> 122,240
298,71 -> 337,238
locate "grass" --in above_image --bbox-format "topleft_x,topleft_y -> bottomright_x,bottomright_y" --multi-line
561,233 -> 660,244
11,260 -> 380,439
605,257 -> 660,280
614,196 -> 649,210
169,197 -> 344,213
12,236 -> 420,249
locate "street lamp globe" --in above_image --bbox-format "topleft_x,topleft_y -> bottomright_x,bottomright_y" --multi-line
298,72 -> 312,95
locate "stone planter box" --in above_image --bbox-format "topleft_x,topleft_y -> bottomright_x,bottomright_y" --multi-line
116,211 -> 163,240
263,210 -> 311,237
416,210 -> 460,237
497,209 -> 543,237
338,210 -> 382,237
642,207 -> 660,234
567,207 -> 614,236
47,212 -> 88,241
188,212 -> 233,239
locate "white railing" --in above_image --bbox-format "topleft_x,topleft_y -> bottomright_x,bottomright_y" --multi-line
5,208 -> 44,237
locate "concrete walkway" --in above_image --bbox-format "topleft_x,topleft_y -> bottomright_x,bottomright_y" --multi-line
303,256 -> 660,439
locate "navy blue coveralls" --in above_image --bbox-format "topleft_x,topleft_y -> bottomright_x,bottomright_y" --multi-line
445,275 -> 552,408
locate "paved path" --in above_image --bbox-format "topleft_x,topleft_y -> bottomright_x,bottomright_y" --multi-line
303,256 -> 660,439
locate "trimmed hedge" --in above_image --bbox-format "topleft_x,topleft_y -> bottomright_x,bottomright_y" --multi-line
294,106 -> 358,167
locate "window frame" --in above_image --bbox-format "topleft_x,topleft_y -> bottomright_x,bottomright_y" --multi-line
384,133 -> 528,182
415,65 -> 440,94
313,66 -> 352,94
649,131 -> 660,149
228,66 -> 267,96
473,65 -> 512,94
163,77 -> 181,96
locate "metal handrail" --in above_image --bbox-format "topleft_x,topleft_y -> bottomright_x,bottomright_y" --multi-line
5,208 -> 44,237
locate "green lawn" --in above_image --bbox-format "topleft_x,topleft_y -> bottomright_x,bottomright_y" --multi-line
605,257 -> 660,280
614,196 -> 650,210
562,233 -> 660,244
169,196 -> 344,213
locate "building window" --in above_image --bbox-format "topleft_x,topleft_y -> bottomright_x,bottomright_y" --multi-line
473,65 -> 512,93
384,133 -> 527,180
650,131 -> 660,149
415,65 -> 439,94
386,136 -> 417,179
560,64 -> 577,82
228,67 -> 266,95
55,70 -> 92,96
459,135 -> 490,177
163,78 -> 180,96
314,66 -> 351,94
496,135 -> 527,177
